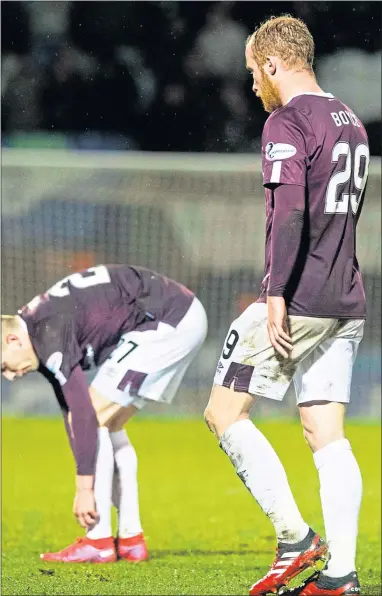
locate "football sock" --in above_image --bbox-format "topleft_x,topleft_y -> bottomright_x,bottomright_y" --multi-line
278,526 -> 316,553
314,438 -> 362,577
110,430 -> 143,538
220,419 -> 309,544
86,427 -> 114,539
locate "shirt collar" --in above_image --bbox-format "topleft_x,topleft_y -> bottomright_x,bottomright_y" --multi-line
286,91 -> 334,104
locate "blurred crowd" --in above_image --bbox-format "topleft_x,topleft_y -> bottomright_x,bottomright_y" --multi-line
2,1 -> 381,153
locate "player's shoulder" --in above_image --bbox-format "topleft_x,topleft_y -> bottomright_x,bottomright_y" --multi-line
263,102 -> 313,137
18,293 -> 72,333
287,92 -> 366,132
262,103 -> 316,159
19,293 -> 54,322
107,263 -> 151,281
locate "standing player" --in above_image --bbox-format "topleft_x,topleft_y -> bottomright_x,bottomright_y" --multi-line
205,15 -> 368,596
2,264 -> 207,563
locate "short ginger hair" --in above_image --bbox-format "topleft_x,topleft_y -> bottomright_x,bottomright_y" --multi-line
247,15 -> 315,71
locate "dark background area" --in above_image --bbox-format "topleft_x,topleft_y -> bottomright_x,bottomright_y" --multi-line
2,1 -> 381,153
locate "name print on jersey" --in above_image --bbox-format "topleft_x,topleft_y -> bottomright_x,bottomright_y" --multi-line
330,110 -> 361,127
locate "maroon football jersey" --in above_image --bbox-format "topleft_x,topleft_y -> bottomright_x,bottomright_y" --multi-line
258,92 -> 369,318
19,265 -> 194,386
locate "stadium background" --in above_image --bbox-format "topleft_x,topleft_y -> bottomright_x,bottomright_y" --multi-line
2,1 -> 381,419
1,4 -> 381,596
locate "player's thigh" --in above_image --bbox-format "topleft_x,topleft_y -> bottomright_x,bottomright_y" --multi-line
294,319 -> 364,451
204,384 -> 254,438
89,386 -> 139,432
91,300 -> 206,411
213,302 -> 338,402
293,318 -> 364,405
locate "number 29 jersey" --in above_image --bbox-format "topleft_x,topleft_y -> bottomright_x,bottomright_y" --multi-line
18,265 -> 194,386
259,92 -> 369,318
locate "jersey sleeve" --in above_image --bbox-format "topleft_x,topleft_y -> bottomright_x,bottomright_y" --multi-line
39,365 -> 98,476
262,107 -> 315,188
33,316 -> 83,386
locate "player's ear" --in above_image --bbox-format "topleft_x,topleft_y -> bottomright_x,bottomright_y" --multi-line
6,333 -> 22,346
264,57 -> 277,76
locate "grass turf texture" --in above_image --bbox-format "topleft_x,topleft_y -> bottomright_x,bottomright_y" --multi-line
2,417 -> 381,595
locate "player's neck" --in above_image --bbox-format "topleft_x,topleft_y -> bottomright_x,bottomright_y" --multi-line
279,71 -> 323,107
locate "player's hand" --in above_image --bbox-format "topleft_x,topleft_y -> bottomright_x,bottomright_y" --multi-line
73,489 -> 99,529
267,296 -> 293,358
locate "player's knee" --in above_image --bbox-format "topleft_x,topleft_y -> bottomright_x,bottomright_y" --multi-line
302,423 -> 344,453
299,401 -> 345,453
203,404 -> 246,439
106,421 -> 123,433
205,385 -> 254,439
204,407 -> 217,435
203,405 -> 232,438
302,426 -> 315,451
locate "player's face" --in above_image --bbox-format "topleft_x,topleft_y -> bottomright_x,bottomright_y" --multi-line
245,44 -> 282,113
1,335 -> 38,381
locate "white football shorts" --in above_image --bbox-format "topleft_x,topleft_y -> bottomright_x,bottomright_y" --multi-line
91,297 -> 207,410
213,302 -> 364,404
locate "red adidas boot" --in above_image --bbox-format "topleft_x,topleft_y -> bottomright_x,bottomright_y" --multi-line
249,529 -> 328,595
117,533 -> 148,562
40,536 -> 117,563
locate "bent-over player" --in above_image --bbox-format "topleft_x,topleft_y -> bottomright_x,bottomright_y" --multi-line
2,264 -> 207,563
205,15 -> 368,596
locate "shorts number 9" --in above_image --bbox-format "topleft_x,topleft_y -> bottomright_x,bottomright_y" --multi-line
222,330 -> 239,360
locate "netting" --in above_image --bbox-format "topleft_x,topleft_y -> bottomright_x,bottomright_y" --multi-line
1,149 -> 381,417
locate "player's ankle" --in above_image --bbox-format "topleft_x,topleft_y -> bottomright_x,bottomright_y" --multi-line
85,536 -> 115,548
277,524 -> 311,547
322,564 -> 356,578
118,533 -> 144,544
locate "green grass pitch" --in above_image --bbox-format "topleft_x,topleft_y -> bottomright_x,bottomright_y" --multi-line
2,417 -> 381,595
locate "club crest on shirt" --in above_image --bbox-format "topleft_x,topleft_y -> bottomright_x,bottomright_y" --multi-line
265,142 -> 297,161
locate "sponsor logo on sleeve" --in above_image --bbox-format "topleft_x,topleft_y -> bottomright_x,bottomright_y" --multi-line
45,352 -> 67,386
265,142 -> 297,161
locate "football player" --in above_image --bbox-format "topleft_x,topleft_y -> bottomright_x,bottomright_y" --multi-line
2,264 -> 207,563
205,15 -> 368,596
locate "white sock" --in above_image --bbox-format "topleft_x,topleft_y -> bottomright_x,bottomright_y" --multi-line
314,438 -> 362,577
220,419 -> 309,544
87,427 -> 114,539
110,430 -> 143,538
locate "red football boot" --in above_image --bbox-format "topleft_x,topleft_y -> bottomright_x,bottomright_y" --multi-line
40,536 -> 117,563
117,533 -> 148,562
284,571 -> 360,595
249,529 -> 328,596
